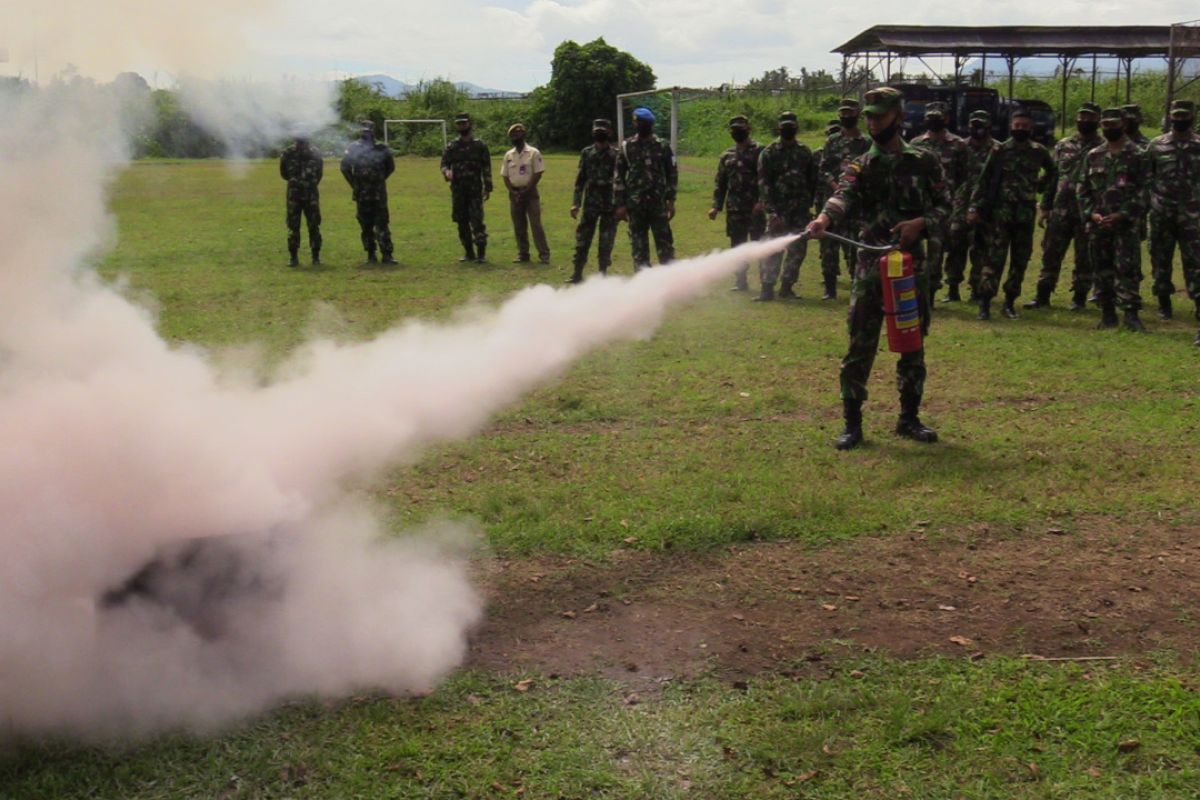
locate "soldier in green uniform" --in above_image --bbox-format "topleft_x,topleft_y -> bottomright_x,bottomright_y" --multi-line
943,110 -> 998,302
806,87 -> 951,451
708,115 -> 766,291
279,135 -> 323,267
1027,102 -> 1103,310
568,118 -> 619,283
1146,100 -> 1200,335
614,107 -> 677,270
1077,108 -> 1152,331
340,121 -> 396,265
440,112 -> 493,263
756,111 -> 818,301
818,99 -> 870,301
968,108 -> 1057,320
910,101 -> 969,303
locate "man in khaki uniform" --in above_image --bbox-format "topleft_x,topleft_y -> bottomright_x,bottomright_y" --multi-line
501,123 -> 550,264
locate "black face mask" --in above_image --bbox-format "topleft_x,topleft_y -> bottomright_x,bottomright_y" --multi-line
731,129 -> 749,143
593,131 -> 609,143
1077,120 -> 1099,136
1103,127 -> 1124,142
1124,123 -> 1140,136
635,121 -> 654,136
839,115 -> 858,129
969,125 -> 988,140
926,118 -> 946,132
1010,129 -> 1032,143
779,127 -> 797,141
458,126 -> 472,138
870,121 -> 899,145
1171,118 -> 1193,133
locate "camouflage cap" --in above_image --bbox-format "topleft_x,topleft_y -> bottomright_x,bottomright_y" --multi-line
1101,107 -> 1125,124
863,87 -> 903,114
592,118 -> 612,131
1169,100 -> 1196,118
827,118 -> 840,127
1078,101 -> 1102,117
825,123 -> 842,136
969,110 -> 991,123
1121,104 -> 1142,121
454,112 -> 471,123
837,98 -> 861,113
778,111 -> 799,127
728,114 -> 750,129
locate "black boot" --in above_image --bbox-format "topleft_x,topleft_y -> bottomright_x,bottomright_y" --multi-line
459,242 -> 476,263
927,287 -> 939,306
753,285 -> 775,302
896,399 -> 938,444
566,265 -> 584,284
365,250 -> 378,264
288,248 -> 299,267
1002,294 -> 1019,320
1069,290 -> 1087,312
1097,301 -> 1119,329
977,298 -> 991,321
778,283 -> 798,300
475,241 -> 487,263
1025,286 -> 1051,309
599,264 -> 609,276
941,284 -> 961,303
835,399 -> 863,451
732,268 -> 749,291
822,275 -> 837,301
311,248 -> 321,266
1157,294 -> 1173,320
1122,309 -> 1147,333
380,253 -> 397,265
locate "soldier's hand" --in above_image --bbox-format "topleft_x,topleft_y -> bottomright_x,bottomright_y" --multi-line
967,210 -> 981,226
1038,207 -> 1050,228
804,216 -> 829,239
570,205 -> 580,220
443,169 -> 453,182
890,217 -> 926,249
707,207 -> 719,221
752,201 -> 764,215
666,200 -> 676,221
483,190 -> 491,202
614,206 -> 628,222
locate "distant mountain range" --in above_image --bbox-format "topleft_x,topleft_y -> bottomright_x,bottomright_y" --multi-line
353,74 -> 524,98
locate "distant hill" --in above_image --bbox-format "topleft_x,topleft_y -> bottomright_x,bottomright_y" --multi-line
352,74 -> 524,99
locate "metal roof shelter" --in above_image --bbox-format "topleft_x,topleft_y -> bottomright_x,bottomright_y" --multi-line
833,24 -> 1198,133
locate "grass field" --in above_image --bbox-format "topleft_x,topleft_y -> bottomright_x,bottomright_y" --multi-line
3,155 -> 1199,798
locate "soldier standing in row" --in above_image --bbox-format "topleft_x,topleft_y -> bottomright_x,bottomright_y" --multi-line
441,112 -> 493,263
806,87 -> 951,451
708,115 -> 765,291
910,101 -> 968,304
818,100 -> 869,301
1146,99 -> 1200,338
279,135 -> 323,267
1077,108 -> 1152,332
942,110 -> 998,302
340,122 -> 396,265
568,118 -> 619,283
614,107 -> 677,270
756,111 -> 817,301
968,108 -> 1056,320
1027,102 -> 1104,310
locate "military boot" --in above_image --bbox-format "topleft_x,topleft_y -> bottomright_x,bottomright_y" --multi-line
565,264 -> 584,284
310,248 -> 321,266
1097,301 -> 1119,329
475,242 -> 487,264
1002,293 -> 1020,319
821,275 -> 837,301
732,268 -> 749,291
977,298 -> 991,321
1122,309 -> 1147,333
778,283 -> 798,300
365,250 -> 378,265
1069,290 -> 1087,312
288,247 -> 299,267
834,399 -> 864,451
752,285 -> 775,302
1024,286 -> 1051,309
1157,294 -> 1173,320
940,283 -> 961,303
896,398 -> 938,444
381,252 -> 398,266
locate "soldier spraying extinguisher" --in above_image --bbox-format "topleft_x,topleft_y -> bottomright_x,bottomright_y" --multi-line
806,87 -> 953,451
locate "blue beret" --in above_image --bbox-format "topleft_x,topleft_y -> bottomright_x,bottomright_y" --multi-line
633,107 -> 655,123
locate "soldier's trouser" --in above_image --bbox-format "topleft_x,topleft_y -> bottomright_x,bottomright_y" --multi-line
979,216 -> 1035,299
627,205 -> 674,268
573,206 -> 617,269
355,199 -> 392,257
728,210 -> 766,285
761,213 -> 810,289
924,219 -> 949,292
840,253 -> 929,405
509,188 -> 550,260
1037,204 -> 1092,296
452,185 -> 487,247
286,191 -> 321,254
819,221 -> 854,279
1150,208 -> 1200,300
1090,225 -> 1143,312
943,219 -> 970,287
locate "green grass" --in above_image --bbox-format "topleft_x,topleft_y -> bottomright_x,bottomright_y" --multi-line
10,155 -> 1189,798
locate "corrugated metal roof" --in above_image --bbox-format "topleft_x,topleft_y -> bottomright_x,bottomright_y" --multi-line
834,25 -> 1173,57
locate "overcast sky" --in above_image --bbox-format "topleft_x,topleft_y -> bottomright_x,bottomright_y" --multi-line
4,1 -> 1197,91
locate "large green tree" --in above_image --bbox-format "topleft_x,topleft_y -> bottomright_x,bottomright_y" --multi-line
532,38 -> 655,149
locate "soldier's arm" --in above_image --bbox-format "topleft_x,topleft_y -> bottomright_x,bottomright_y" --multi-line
923,154 -> 952,234
340,152 -> 354,185
384,150 -> 395,179
663,143 -> 678,202
279,151 -> 290,181
572,150 -> 588,207
313,151 -> 324,183
757,149 -> 776,215
712,156 -> 728,211
821,157 -> 863,226
1038,149 -> 1058,210
1129,151 -> 1150,222
1077,159 -> 1096,222
439,145 -> 453,179
613,144 -> 629,207
480,143 -> 493,194
805,149 -> 819,215
968,151 -> 994,214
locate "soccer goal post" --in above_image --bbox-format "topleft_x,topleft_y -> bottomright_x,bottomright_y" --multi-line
383,119 -> 448,150
616,87 -> 681,153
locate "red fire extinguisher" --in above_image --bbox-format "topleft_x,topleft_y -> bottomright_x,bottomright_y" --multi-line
879,249 -> 923,353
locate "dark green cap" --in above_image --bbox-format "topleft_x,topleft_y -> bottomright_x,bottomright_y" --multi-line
838,98 -> 861,113
1169,100 -> 1195,118
592,118 -> 612,131
1121,104 -> 1142,121
454,112 -> 471,123
728,115 -> 749,129
969,110 -> 991,123
1078,101 -> 1102,117
863,87 -> 903,114
778,111 -> 798,127
1101,107 -> 1124,123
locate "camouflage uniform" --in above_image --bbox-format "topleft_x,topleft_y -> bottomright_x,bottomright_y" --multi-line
1146,101 -> 1200,317
819,120 -> 871,291
340,131 -> 396,260
1077,127 -> 1151,315
1123,105 -> 1151,244
614,125 -> 677,269
441,131 -> 493,253
712,116 -> 765,289
969,134 -> 1057,304
944,113 -> 998,298
571,119 -> 619,279
279,140 -> 323,263
758,113 -> 817,295
910,104 -> 969,295
1033,109 -> 1103,305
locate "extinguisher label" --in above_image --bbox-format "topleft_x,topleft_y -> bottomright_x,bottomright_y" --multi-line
886,250 -> 905,278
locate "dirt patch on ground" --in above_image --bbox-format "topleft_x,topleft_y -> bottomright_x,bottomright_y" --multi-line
468,517 -> 1200,681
